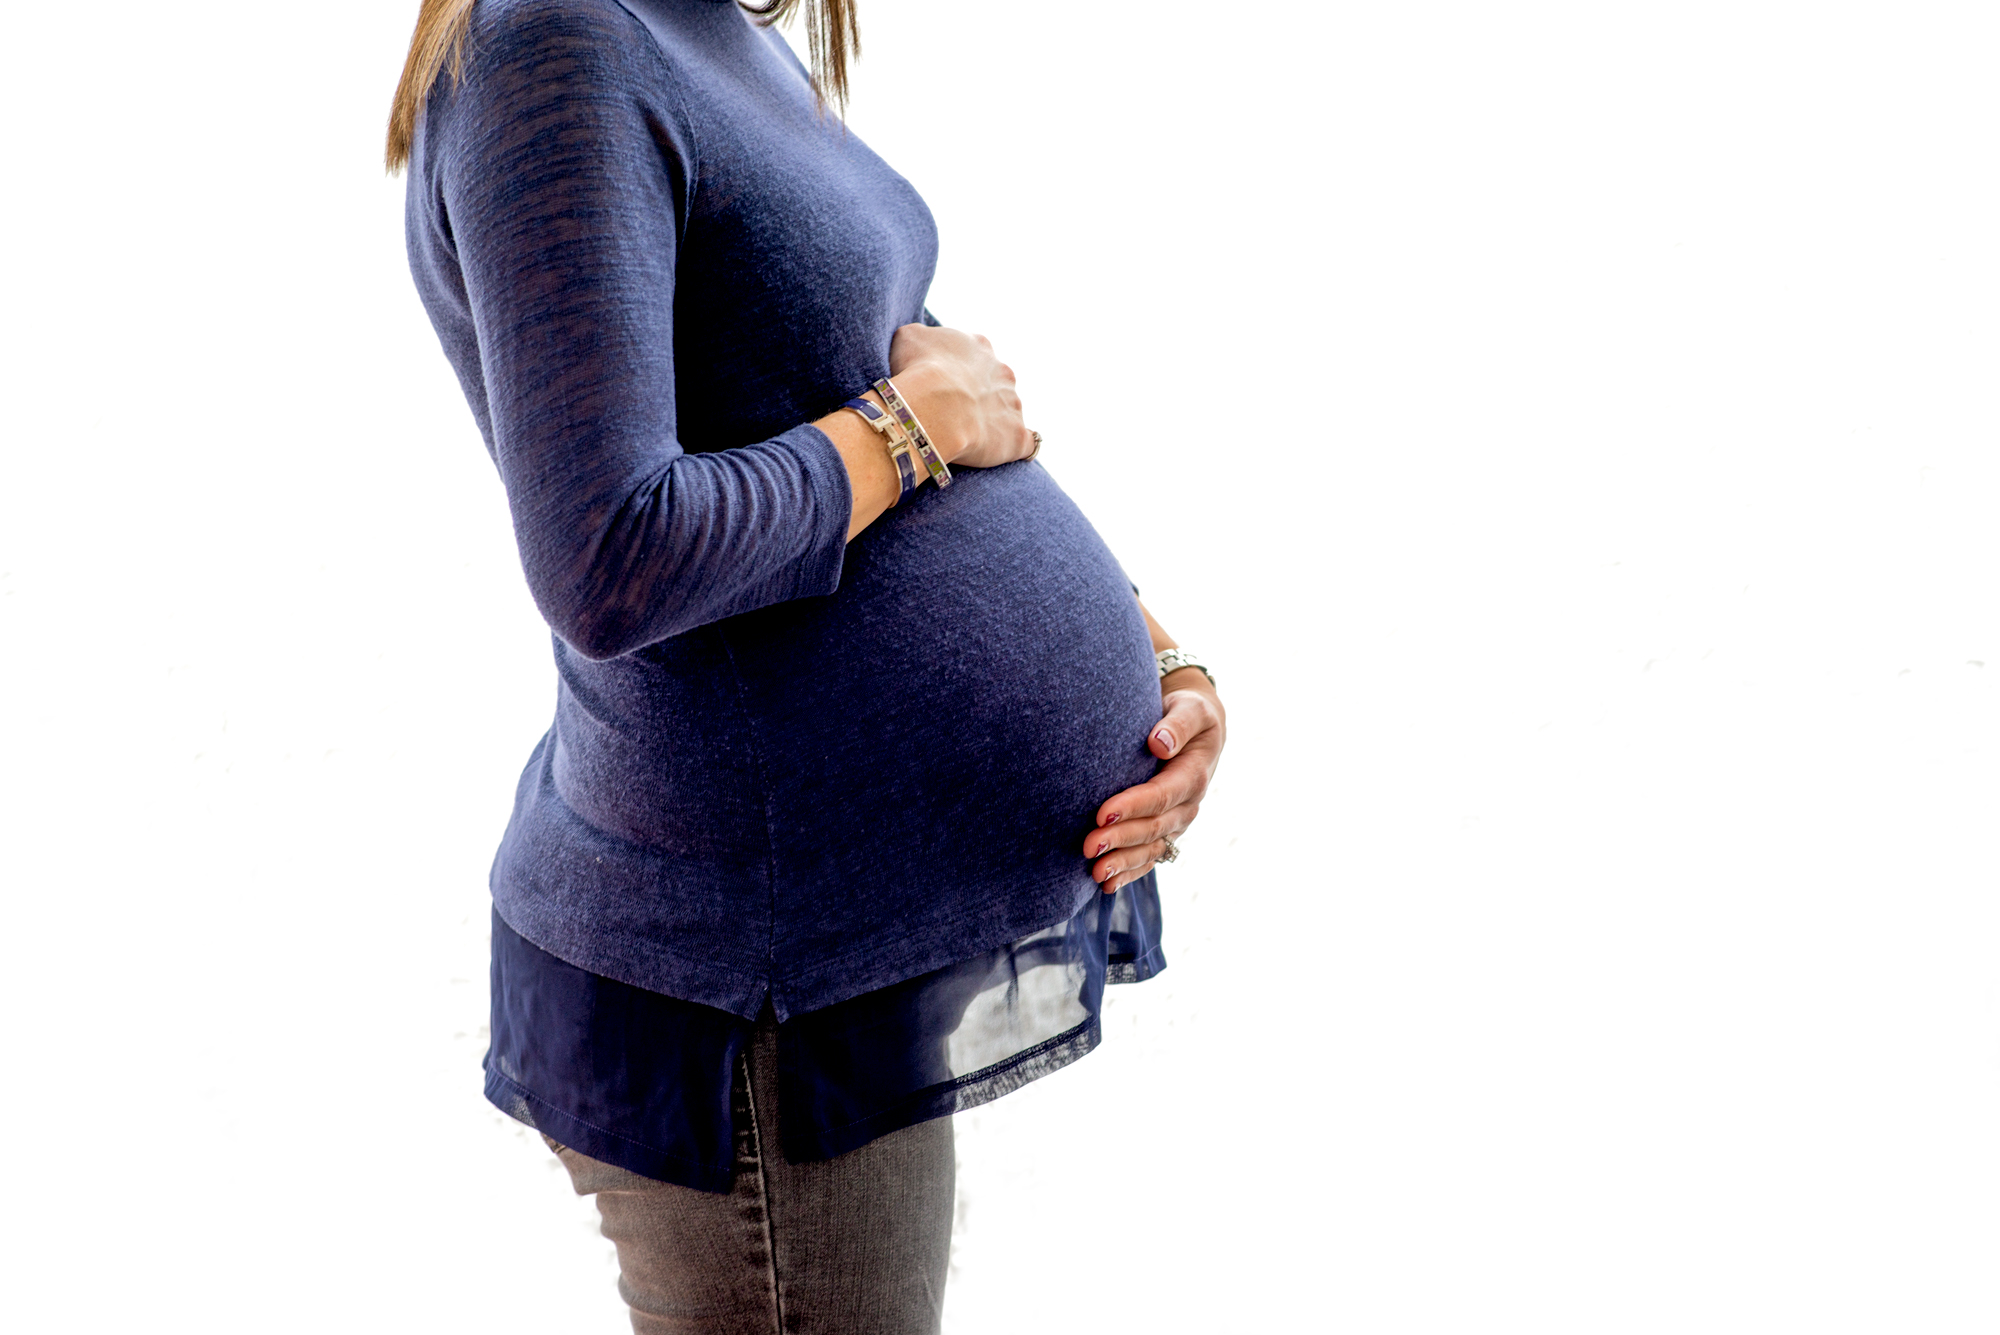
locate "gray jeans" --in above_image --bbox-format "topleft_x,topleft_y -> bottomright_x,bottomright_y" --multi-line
546,1011 -> 956,1334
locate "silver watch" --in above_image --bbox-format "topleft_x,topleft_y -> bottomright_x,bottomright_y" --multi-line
1155,648 -> 1215,686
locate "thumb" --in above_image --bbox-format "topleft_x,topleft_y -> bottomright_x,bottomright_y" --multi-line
1148,692 -> 1210,760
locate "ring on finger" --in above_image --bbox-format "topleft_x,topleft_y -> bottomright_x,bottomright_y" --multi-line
1026,431 -> 1043,460
1158,836 -> 1180,864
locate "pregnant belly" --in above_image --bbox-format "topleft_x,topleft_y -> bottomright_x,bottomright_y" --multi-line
727,460 -> 1161,900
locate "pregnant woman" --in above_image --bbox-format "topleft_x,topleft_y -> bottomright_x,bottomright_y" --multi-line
389,0 -> 1225,1329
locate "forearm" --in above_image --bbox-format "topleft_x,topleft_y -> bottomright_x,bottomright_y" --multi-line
1138,598 -> 1176,653
1138,598 -> 1212,696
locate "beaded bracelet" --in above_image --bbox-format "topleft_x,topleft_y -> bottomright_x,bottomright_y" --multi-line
873,377 -> 952,489
842,397 -> 922,502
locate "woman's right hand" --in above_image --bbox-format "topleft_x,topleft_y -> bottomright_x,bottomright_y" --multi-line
886,324 -> 1039,469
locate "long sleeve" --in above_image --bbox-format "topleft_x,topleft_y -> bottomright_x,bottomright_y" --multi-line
425,0 -> 851,660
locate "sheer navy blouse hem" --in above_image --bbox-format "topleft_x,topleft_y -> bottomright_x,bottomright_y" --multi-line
485,873 -> 1167,1193
792,1014 -> 1103,1162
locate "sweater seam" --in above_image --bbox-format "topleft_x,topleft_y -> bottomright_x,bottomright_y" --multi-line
611,0 -> 703,236
711,626 -> 783,989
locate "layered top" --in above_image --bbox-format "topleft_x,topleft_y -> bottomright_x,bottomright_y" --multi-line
407,0 -> 1159,1018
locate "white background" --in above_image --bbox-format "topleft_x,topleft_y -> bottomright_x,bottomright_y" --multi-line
2,1 -> 1996,1330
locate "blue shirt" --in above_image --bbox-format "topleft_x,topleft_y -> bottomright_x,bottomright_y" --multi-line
406,0 -> 1162,1019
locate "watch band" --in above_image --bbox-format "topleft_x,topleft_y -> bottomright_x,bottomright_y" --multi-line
1155,648 -> 1215,686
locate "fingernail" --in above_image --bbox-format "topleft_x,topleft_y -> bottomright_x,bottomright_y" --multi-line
1107,813 -> 1122,825
1154,729 -> 1175,751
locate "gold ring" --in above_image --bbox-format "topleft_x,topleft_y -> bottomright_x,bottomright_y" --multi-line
1027,431 -> 1043,460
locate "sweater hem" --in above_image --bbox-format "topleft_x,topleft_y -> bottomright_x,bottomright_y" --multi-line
768,876 -> 1096,1020
493,870 -> 1098,1022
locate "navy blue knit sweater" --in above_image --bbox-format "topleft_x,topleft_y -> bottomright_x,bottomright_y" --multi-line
406,0 -> 1160,1019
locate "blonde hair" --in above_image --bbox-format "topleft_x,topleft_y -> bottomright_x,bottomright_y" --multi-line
384,0 -> 857,173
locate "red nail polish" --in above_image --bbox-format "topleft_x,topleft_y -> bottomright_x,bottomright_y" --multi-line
1106,813 -> 1122,825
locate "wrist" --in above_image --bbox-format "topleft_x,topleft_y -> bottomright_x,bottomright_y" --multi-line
1161,666 -> 1215,697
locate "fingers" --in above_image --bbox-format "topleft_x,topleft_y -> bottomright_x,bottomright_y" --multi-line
1080,671 -> 1228,892
1093,837 -> 1171,894
1089,775 -> 1208,887
890,324 -> 1036,468
1093,741 -> 1214,831
1085,802 -> 1197,860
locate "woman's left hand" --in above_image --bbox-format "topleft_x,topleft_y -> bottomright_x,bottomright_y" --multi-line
1085,669 -> 1227,893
